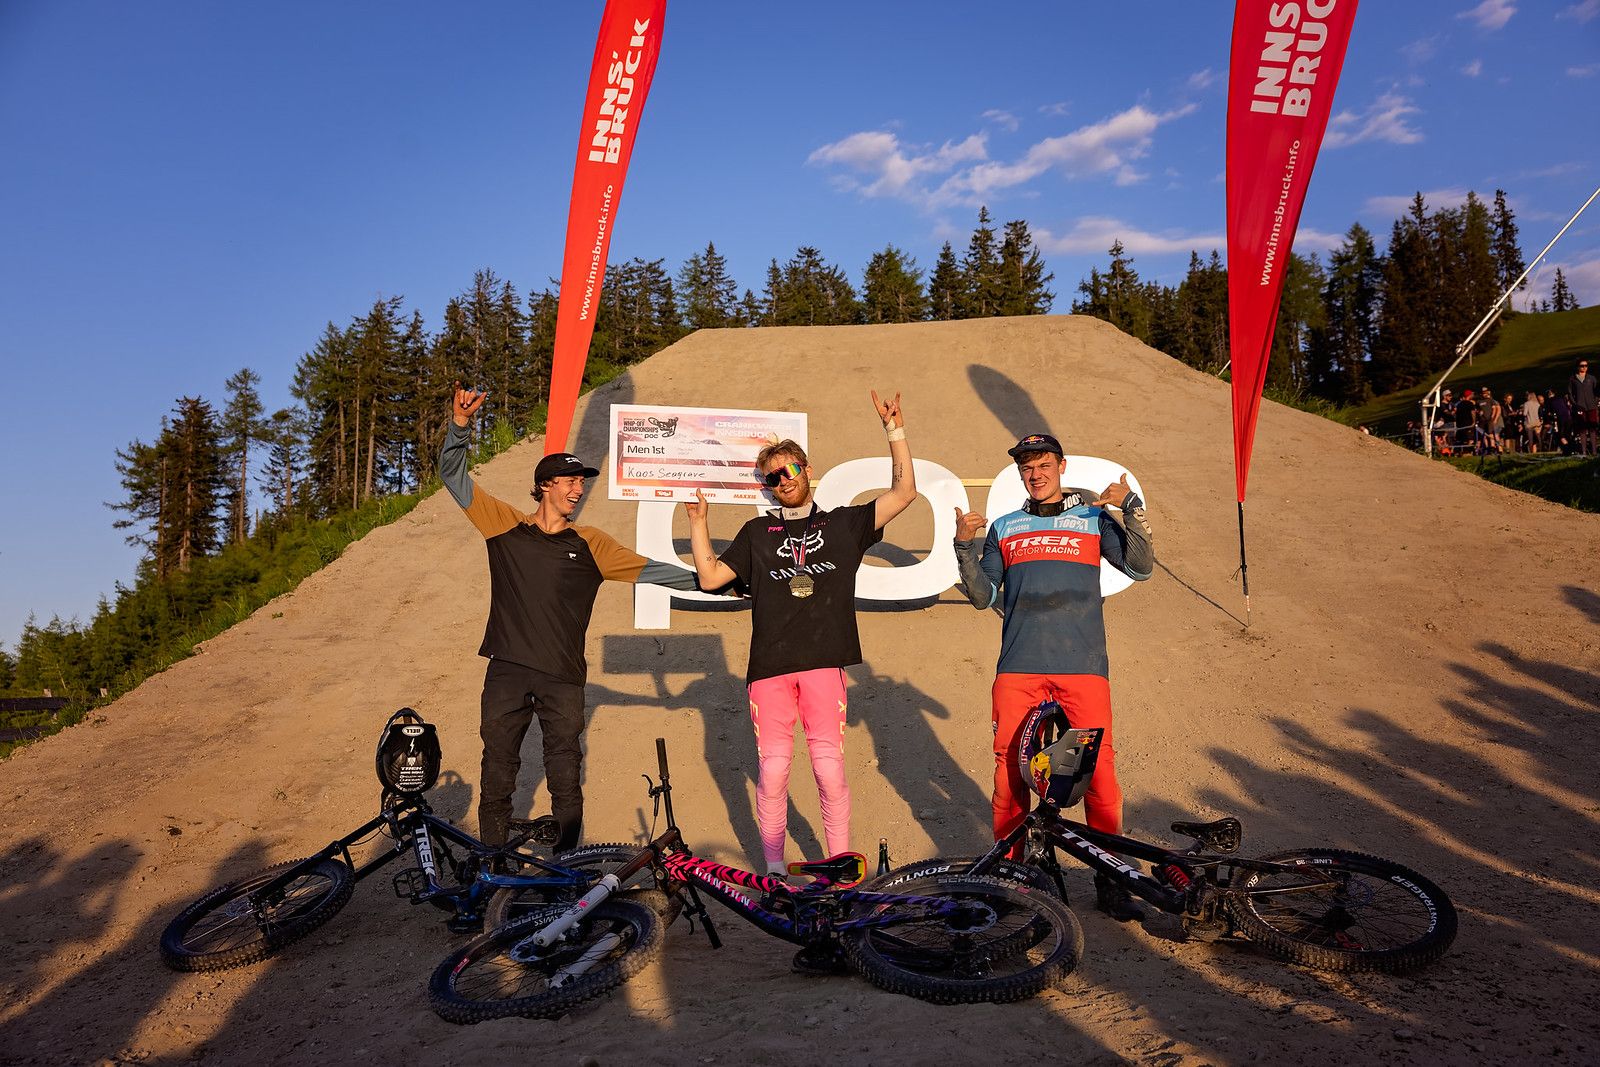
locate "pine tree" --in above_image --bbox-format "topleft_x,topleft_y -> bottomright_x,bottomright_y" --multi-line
677,241 -> 740,330
257,408 -> 306,516
959,207 -> 1004,317
1490,189 -> 1526,294
760,259 -> 783,325
769,247 -> 859,326
1266,253 -> 1326,393
291,321 -> 356,512
220,368 -> 266,544
110,429 -> 172,578
396,309 -> 436,490
861,245 -> 929,324
526,287 -> 558,412
997,219 -> 1055,315
1071,241 -> 1152,341
927,241 -> 963,321
1551,268 -> 1577,311
736,288 -> 762,326
162,396 -> 228,574
1371,213 -> 1433,392
1314,224 -> 1381,402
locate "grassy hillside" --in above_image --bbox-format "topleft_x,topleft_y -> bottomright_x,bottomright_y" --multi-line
1341,305 -> 1600,434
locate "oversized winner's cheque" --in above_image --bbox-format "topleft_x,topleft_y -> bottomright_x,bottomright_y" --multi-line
608,404 -> 808,504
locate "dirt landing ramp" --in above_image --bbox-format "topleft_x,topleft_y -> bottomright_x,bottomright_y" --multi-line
2,316 -> 1596,1065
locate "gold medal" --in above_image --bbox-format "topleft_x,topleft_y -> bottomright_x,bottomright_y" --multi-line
789,574 -> 815,598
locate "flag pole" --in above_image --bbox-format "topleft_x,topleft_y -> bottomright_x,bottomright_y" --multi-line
1236,501 -> 1250,627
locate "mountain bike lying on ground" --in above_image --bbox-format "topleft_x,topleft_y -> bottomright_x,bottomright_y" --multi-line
428,737 -> 1084,1022
159,709 -> 671,972
869,701 -> 1457,974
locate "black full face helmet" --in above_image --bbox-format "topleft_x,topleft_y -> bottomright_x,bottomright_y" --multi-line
1016,701 -> 1103,810
375,707 -> 440,796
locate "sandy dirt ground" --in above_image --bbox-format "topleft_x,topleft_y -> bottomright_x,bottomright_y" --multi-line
2,316 -> 1597,1066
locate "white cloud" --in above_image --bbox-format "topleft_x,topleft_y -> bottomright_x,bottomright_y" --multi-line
1558,1 -> 1600,22
982,109 -> 1020,133
1033,217 -> 1223,256
1325,93 -> 1424,148
1362,188 -> 1472,217
1568,64 -> 1599,77
934,103 -> 1198,203
1462,59 -> 1484,77
1459,0 -> 1516,30
1187,68 -> 1217,91
807,131 -> 987,200
1513,256 -> 1600,310
1563,257 -> 1600,305
1038,101 -> 1071,118
1516,162 -> 1584,179
812,102 -> 1200,211
1401,37 -> 1439,64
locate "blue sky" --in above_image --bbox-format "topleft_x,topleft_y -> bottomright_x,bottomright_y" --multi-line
1,0 -> 1596,649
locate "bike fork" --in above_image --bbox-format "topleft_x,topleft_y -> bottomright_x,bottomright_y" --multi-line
680,880 -> 721,949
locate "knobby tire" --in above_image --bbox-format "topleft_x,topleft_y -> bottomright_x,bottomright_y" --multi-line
159,857 -> 355,972
842,874 -> 1083,1004
429,897 -> 662,1023
1225,848 -> 1457,973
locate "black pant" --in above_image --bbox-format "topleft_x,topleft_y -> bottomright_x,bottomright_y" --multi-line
478,658 -> 587,851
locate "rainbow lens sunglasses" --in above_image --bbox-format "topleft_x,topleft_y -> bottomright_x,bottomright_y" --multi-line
763,461 -> 804,487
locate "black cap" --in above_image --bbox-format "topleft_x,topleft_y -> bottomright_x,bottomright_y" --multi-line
1007,433 -> 1063,460
534,452 -> 600,484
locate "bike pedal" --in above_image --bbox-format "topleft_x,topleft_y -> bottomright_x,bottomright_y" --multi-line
392,867 -> 429,901
506,815 -> 561,849
447,911 -> 485,935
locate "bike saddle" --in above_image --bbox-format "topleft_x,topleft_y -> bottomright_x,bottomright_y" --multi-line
788,852 -> 868,888
1171,817 -> 1242,853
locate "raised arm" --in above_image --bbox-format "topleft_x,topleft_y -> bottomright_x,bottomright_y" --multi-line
872,389 -> 916,530
1092,474 -> 1153,581
953,508 -> 1002,609
439,385 -> 526,538
683,490 -> 740,590
439,384 -> 487,508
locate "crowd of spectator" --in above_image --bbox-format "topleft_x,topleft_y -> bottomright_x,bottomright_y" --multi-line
1416,357 -> 1600,457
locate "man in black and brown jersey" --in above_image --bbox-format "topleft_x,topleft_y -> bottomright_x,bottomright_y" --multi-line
441,385 -> 698,853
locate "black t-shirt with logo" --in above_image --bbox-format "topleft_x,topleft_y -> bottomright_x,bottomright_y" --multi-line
720,502 -> 883,684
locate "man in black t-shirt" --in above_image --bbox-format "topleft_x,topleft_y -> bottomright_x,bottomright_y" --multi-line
685,392 -> 916,877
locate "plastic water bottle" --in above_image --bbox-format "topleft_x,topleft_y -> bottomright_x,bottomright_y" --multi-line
876,838 -> 891,877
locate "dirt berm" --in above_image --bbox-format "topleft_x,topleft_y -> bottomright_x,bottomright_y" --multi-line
2,315 -> 1596,1065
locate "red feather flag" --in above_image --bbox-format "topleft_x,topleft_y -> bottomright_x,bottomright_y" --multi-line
544,0 -> 668,456
1224,0 -> 1357,620
1227,0 -> 1358,502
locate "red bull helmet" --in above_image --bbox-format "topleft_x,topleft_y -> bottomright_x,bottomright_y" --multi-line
1016,701 -> 1103,809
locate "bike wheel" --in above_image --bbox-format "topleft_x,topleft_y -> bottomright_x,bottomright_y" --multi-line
1225,848 -> 1457,974
159,857 -> 355,972
864,855 -> 1059,897
841,874 -> 1083,1005
429,897 -> 662,1023
484,843 -> 680,928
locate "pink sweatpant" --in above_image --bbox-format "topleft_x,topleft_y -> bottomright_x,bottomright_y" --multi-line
747,668 -> 850,868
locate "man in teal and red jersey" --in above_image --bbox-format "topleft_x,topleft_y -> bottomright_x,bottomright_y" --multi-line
954,433 -> 1153,921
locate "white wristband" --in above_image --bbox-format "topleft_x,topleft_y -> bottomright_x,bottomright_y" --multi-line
885,425 -> 906,442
